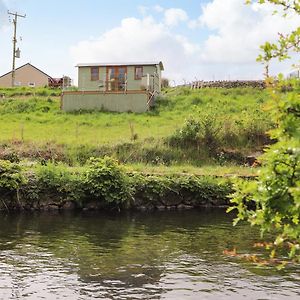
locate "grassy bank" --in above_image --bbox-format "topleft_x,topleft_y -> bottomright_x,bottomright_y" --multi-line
0,158 -> 233,211
0,86 -> 272,168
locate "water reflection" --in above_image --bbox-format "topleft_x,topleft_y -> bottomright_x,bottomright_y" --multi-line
0,209 -> 299,299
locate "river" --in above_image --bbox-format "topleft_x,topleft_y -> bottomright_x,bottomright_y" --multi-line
0,209 -> 299,299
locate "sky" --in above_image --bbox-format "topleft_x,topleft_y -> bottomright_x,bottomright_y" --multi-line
0,0 -> 299,85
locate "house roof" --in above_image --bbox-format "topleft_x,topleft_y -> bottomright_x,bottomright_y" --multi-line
76,61 -> 164,70
0,63 -> 53,79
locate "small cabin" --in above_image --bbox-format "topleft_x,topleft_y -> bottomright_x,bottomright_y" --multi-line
61,62 -> 164,113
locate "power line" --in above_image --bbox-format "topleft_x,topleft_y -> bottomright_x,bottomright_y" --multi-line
8,11 -> 26,87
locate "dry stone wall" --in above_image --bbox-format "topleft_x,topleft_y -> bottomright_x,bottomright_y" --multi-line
189,80 -> 266,89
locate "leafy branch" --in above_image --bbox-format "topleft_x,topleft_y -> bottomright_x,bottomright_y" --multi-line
230,0 -> 300,262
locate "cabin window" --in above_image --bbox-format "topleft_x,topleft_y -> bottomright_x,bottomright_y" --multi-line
91,67 -> 99,81
135,66 -> 143,80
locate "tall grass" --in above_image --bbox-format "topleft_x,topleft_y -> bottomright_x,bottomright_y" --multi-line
0,87 -> 61,98
0,86 -> 273,166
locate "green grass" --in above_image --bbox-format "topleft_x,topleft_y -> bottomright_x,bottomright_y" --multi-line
18,160 -> 255,178
0,86 -> 272,168
0,87 -> 271,144
0,86 -> 61,98
124,163 -> 258,177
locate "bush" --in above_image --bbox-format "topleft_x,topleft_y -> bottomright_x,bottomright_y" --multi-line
83,157 -> 133,208
35,162 -> 84,203
0,158 -> 234,211
168,117 -> 201,147
152,94 -> 175,111
190,94 -> 203,105
168,115 -> 220,151
0,149 -> 20,163
161,78 -> 169,88
199,114 -> 220,151
0,97 -> 59,114
0,159 -> 25,196
0,99 -> 37,113
131,174 -> 232,207
174,176 -> 232,206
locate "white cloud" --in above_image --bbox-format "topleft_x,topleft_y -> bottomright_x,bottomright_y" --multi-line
138,5 -> 164,16
164,8 -> 188,27
70,1 -> 300,83
0,0 -> 8,28
199,0 -> 300,68
70,16 -> 199,84
153,5 -> 164,13
137,5 -> 148,16
188,19 -> 199,29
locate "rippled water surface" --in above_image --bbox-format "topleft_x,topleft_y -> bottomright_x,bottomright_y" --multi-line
0,209 -> 299,299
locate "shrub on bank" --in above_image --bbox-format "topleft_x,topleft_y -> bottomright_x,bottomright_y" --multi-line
83,157 -> 133,208
167,111 -> 271,155
168,117 -> 202,147
0,159 -> 25,193
35,162 -> 84,203
0,158 -> 234,211
131,174 -> 232,208
0,160 -> 25,210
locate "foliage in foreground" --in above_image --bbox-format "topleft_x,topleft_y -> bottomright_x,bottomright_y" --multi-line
230,0 -> 300,262
229,79 -> 300,260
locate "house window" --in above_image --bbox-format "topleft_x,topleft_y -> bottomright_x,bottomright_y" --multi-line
91,67 -> 99,81
135,66 -> 143,80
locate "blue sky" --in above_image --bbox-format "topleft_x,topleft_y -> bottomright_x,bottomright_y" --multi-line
0,0 -> 299,85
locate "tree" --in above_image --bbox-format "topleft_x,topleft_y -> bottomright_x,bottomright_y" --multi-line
229,0 -> 300,261
161,78 -> 170,88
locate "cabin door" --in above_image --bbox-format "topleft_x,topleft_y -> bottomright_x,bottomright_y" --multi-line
106,66 -> 127,91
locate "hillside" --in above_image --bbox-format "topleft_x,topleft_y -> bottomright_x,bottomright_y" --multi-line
0,86 -> 272,173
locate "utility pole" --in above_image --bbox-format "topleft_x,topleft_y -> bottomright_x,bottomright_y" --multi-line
8,11 -> 26,87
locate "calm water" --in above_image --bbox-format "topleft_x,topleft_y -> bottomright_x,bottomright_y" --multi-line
0,209 -> 299,300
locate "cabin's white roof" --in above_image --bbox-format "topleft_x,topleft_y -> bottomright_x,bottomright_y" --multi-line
76,61 -> 164,70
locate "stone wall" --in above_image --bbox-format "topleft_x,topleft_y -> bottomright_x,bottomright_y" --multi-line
189,80 -> 265,89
